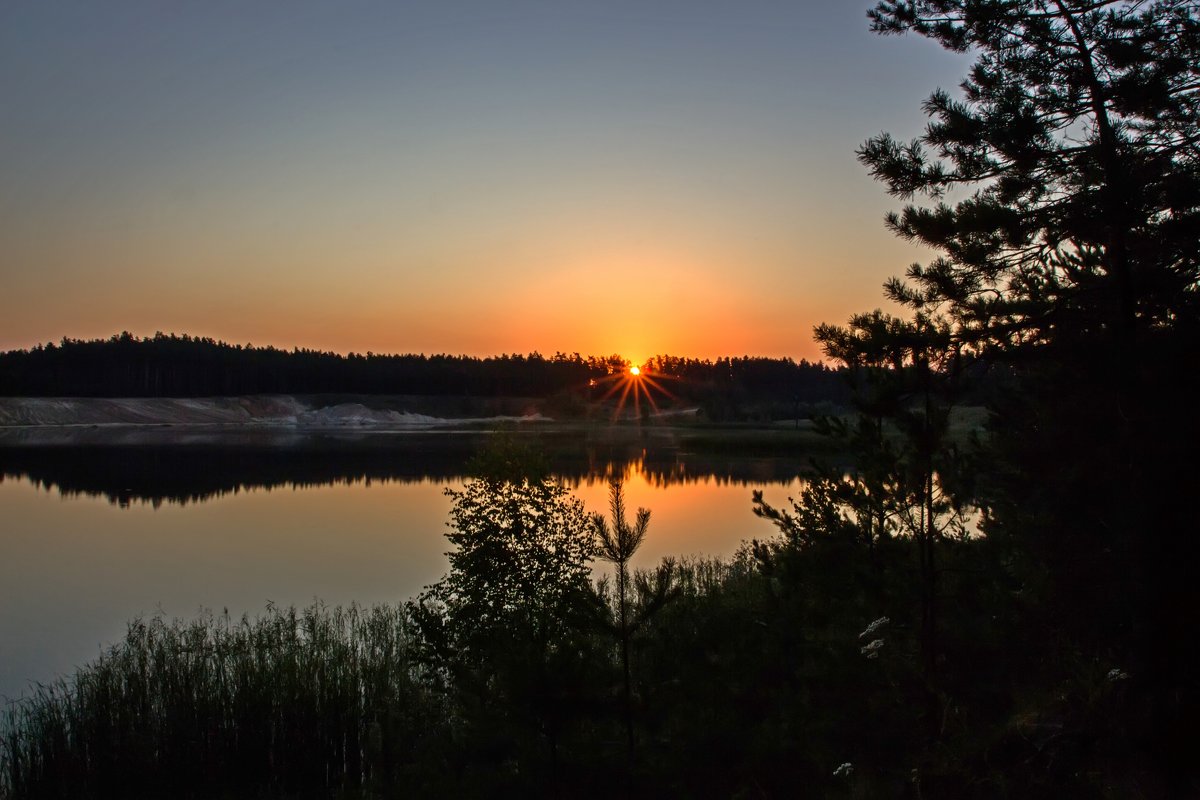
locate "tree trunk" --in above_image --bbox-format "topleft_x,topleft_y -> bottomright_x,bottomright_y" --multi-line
618,561 -> 635,795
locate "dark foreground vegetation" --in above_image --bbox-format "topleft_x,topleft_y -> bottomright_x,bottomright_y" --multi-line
0,439 -> 1171,798
4,0 -> 1198,796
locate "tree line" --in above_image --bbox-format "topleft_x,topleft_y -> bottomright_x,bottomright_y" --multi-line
0,332 -> 850,417
0,332 -> 613,398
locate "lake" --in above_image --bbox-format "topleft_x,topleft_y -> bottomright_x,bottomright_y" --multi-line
0,428 -> 813,702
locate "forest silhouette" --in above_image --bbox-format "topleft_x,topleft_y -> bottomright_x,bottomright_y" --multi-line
0,333 -> 848,421
3,1 -> 1198,796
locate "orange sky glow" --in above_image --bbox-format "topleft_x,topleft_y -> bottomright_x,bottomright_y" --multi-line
1,3 -> 968,362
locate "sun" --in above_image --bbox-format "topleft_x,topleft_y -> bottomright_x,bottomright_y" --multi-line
589,359 -> 679,422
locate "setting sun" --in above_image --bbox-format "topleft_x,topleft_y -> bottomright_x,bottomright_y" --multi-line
629,366 -> 640,376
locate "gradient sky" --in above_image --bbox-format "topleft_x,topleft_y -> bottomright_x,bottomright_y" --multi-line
1,1 -> 969,363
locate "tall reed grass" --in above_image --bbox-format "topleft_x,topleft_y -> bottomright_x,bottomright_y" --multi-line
1,603 -> 448,799
0,558 -> 751,799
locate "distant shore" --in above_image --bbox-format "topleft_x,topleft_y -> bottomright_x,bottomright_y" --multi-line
0,395 -> 989,452
0,394 -> 558,428
0,394 -> 834,453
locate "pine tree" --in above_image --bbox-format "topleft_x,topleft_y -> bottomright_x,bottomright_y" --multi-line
591,480 -> 650,787
853,0 -> 1199,788
860,0 -> 1199,353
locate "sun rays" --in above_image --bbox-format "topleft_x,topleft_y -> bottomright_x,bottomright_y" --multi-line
591,362 -> 679,421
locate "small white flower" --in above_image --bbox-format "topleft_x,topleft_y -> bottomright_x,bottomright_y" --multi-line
858,616 -> 890,639
860,638 -> 885,657
833,762 -> 854,777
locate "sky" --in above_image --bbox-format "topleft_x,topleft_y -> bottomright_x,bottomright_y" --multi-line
1,1 -> 970,363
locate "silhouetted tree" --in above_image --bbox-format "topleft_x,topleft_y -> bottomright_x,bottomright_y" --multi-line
850,0 -> 1199,788
759,306 -> 970,744
409,437 -> 598,791
591,479 -> 650,785
861,0 -> 1199,353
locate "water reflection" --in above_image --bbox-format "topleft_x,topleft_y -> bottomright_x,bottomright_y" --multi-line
0,434 -> 808,508
0,434 -> 811,701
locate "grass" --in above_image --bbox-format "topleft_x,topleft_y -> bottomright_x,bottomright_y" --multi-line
0,409 -> 998,798
1,603 -> 447,799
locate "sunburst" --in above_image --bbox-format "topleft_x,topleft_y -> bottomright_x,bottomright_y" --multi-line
591,361 -> 680,421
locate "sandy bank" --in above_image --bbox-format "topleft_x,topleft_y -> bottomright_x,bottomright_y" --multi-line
0,396 -> 549,429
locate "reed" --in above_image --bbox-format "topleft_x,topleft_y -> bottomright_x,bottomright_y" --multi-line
1,602 -> 448,799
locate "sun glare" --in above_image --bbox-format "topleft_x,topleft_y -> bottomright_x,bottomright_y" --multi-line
590,360 -> 679,422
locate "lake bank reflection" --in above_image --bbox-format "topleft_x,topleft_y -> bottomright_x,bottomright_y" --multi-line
0,429 -> 811,508
0,433 -> 811,701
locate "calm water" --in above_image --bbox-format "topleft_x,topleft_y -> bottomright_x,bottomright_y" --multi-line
0,432 -> 808,701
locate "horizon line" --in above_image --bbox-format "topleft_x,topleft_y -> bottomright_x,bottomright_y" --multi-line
3,329 -> 829,368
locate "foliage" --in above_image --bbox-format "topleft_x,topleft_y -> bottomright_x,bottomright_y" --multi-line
840,0 -> 1200,789
591,480 -> 668,784
860,0 -> 1199,353
1,603 -> 449,799
0,490 -> 1150,799
407,437 -> 603,794
411,439 -> 595,672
